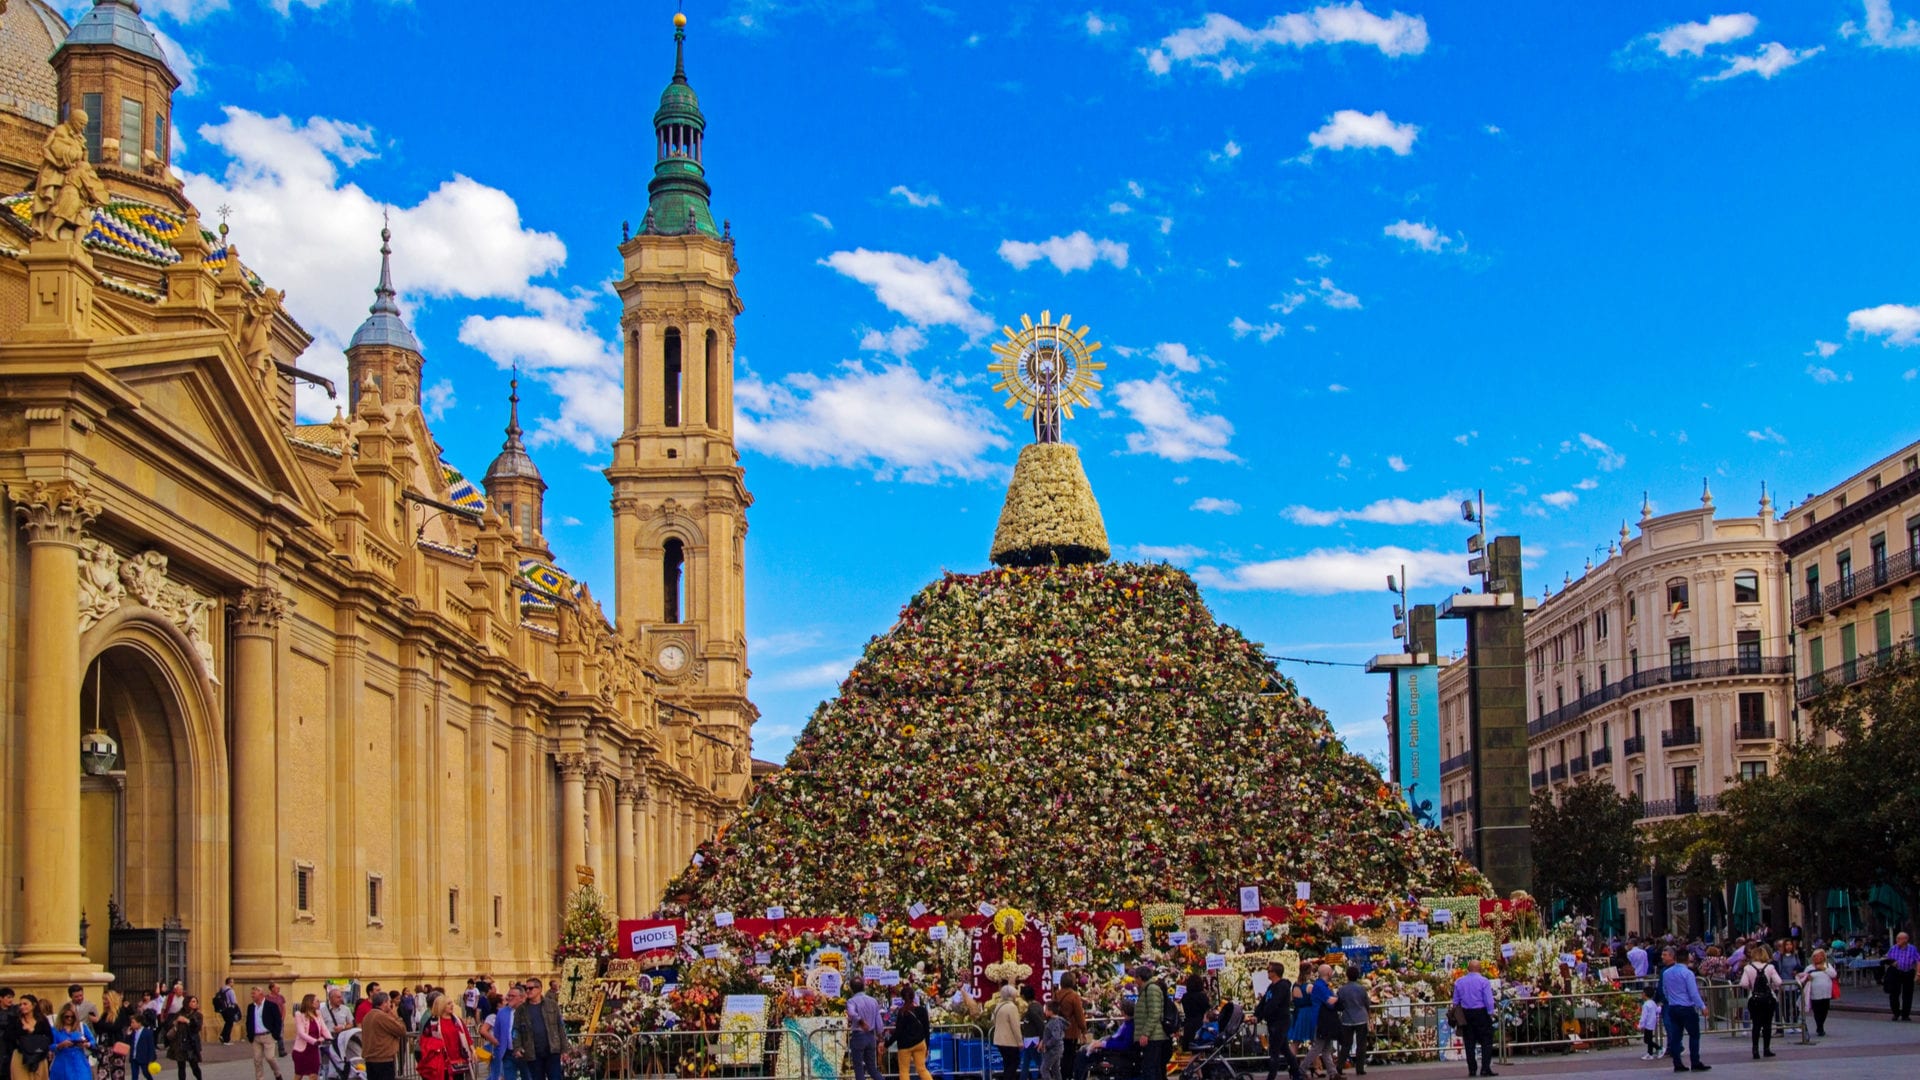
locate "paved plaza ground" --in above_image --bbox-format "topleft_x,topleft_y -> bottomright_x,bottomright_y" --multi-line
186,1009 -> 1920,1080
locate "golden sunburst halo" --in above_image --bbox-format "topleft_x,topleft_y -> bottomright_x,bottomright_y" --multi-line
987,310 -> 1105,426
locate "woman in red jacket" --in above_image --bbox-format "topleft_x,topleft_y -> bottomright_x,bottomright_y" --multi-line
415,998 -> 474,1080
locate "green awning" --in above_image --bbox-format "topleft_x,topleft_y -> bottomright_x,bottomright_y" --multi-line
1731,881 -> 1760,934
1826,888 -> 1856,934
1869,883 -> 1908,922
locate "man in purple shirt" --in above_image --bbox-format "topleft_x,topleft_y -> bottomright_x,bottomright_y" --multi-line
1449,960 -> 1497,1078
846,979 -> 884,1080
1887,932 -> 1917,1022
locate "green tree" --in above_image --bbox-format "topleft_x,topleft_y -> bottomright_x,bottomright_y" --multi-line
1639,814 -> 1728,902
1799,649 -> 1920,920
1531,776 -> 1643,916
1716,742 -> 1877,924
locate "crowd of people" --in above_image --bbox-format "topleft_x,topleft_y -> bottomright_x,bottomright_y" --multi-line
0,977 -> 583,1080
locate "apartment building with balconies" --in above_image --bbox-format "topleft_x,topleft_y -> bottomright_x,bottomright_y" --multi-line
1785,439 -> 1920,720
1436,484 -> 1792,932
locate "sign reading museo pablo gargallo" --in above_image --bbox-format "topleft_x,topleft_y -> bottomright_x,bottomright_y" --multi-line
1394,665 -> 1440,828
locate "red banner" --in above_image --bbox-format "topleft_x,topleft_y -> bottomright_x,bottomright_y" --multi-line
616,918 -> 685,959
969,917 -> 1054,1004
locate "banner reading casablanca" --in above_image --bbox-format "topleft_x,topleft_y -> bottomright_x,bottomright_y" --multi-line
1394,665 -> 1440,828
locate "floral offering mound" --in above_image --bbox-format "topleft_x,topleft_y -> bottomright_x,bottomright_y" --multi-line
680,561 -> 1479,914
989,443 -> 1110,567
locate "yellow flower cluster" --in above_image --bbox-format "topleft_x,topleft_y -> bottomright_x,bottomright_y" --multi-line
990,443 -> 1110,567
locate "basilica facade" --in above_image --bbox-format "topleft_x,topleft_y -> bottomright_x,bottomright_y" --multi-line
0,1 -> 754,994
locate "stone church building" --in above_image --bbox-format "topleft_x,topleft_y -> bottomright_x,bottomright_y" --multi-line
0,1 -> 755,993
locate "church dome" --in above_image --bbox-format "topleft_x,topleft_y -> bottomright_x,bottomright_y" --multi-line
56,0 -> 174,73
484,377 -> 544,484
0,0 -> 70,125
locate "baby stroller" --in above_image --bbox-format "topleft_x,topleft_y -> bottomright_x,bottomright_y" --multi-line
1085,1042 -> 1142,1080
1175,1007 -> 1243,1080
322,1026 -> 365,1080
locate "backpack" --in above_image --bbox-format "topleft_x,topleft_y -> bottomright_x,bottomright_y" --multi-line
1746,964 -> 1775,1004
1157,986 -> 1180,1040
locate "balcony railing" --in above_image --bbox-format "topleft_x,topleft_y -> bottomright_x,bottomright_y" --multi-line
1531,769 -> 1548,788
1441,750 -> 1472,775
1735,720 -> 1777,741
1662,725 -> 1700,748
1797,638 -> 1914,701
1528,656 -> 1792,737
1549,763 -> 1568,782
1589,745 -> 1613,767
1795,546 -> 1919,624
1623,733 -> 1646,756
1570,755 -> 1589,775
1641,793 -> 1718,818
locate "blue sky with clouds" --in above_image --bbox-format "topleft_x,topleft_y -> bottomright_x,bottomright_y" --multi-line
113,0 -> 1920,761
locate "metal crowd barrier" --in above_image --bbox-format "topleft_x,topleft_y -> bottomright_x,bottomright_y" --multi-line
549,1022 -> 995,1080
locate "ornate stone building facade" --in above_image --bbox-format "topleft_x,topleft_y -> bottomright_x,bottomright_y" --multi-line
0,2 -> 752,995
1438,486 -> 1792,933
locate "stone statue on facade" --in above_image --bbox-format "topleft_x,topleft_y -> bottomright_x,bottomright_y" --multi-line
31,111 -> 109,242
240,288 -> 284,375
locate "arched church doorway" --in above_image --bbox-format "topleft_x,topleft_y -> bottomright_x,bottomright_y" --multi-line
74,625 -> 227,989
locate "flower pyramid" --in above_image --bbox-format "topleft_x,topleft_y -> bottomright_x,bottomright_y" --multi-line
680,561 -> 1480,915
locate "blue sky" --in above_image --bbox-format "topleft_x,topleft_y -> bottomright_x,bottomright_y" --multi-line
115,0 -> 1920,761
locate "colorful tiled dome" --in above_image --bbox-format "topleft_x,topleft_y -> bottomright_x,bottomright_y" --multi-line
440,461 -> 488,514
517,557 -> 581,609
2,194 -> 254,283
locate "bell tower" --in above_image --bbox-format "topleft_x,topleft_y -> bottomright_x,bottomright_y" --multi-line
608,11 -> 754,802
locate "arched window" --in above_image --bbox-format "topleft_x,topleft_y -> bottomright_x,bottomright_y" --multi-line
1666,577 -> 1689,612
663,328 -> 683,427
662,538 -> 685,623
1733,569 -> 1760,604
705,329 -> 720,428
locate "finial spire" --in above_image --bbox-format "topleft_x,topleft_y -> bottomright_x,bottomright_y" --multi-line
505,366 -> 524,444
1640,491 -> 1652,521
1701,477 -> 1714,509
371,216 -> 399,316
1759,481 -> 1774,518
673,9 -> 688,84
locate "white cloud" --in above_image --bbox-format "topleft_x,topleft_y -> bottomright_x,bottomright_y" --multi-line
1842,0 -> 1920,47
810,212 -> 834,230
1151,342 -> 1204,372
1701,41 -> 1822,80
750,629 -> 825,658
821,249 -> 993,336
1327,383 -> 1349,393
183,108 -> 572,424
1540,490 -> 1579,509
1574,432 -> 1626,471
998,231 -> 1130,273
1127,180 -> 1147,198
1848,303 -> 1920,345
1304,109 -> 1419,156
1483,123 -> 1503,135
1386,455 -> 1410,472
734,360 -> 1010,482
457,299 -> 622,452
1648,13 -> 1758,57
1143,4 -> 1430,79
148,27 -> 200,96
1229,315 -> 1284,342
1157,215 -> 1175,235
1108,200 -> 1133,214
1298,276 -> 1361,309
1085,11 -> 1122,37
140,0 -> 233,20
1190,497 -> 1242,515
858,325 -> 928,358
1194,545 -> 1472,595
888,184 -> 942,208
421,379 -> 456,422
1804,363 -> 1853,383
765,656 -> 860,691
1129,543 -> 1208,565
1810,340 -> 1842,358
1383,218 -> 1452,252
1574,477 -> 1599,490
1285,494 -> 1463,527
1113,375 -> 1238,462
1747,426 -> 1788,444
1453,431 -> 1477,445
1209,139 -> 1243,162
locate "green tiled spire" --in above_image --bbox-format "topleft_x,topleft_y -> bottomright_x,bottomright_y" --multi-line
645,13 -> 719,239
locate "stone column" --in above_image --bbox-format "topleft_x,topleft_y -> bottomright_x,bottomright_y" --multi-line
9,480 -> 100,973
614,780 -> 638,918
635,785 -> 655,914
230,584 -> 290,969
558,754 -> 588,883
